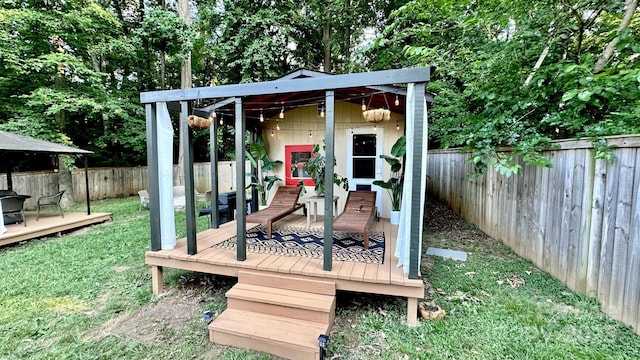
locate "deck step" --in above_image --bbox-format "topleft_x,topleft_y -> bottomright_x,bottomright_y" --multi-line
210,309 -> 327,360
226,283 -> 336,323
210,271 -> 336,360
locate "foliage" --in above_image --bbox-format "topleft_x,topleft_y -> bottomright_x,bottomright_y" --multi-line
0,1 -> 192,169
373,135 -> 406,211
298,141 -> 349,197
365,0 -> 640,176
245,137 -> 283,206
138,8 -> 194,60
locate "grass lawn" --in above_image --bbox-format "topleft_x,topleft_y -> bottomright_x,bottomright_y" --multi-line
1,196 -> 639,359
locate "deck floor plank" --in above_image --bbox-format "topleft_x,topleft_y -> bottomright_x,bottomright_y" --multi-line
145,217 -> 424,299
1,212 -> 112,247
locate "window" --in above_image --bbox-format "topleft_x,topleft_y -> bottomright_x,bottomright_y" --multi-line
285,145 -> 314,185
352,134 -> 376,179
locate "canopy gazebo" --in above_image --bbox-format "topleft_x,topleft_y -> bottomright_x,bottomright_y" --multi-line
0,131 -> 111,246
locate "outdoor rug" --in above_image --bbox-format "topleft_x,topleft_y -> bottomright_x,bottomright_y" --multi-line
212,225 -> 385,264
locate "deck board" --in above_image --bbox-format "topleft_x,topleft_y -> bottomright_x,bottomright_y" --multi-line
0,211 -> 111,246
145,216 -> 424,299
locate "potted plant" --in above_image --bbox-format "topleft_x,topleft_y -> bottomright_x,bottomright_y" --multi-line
297,141 -> 349,197
246,140 -> 283,207
373,135 -> 405,224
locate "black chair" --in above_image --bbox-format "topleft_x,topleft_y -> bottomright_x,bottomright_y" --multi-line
0,190 -> 17,197
198,192 -> 237,225
36,190 -> 65,220
1,195 -> 27,226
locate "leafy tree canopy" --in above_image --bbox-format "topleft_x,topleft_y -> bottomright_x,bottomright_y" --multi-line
365,0 -> 639,176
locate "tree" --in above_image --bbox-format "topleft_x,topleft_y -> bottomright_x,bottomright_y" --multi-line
365,0 -> 640,176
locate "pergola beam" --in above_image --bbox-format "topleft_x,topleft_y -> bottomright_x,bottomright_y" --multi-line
140,68 -> 430,104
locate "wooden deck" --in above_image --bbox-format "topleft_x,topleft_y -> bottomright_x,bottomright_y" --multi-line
0,211 -> 112,246
145,214 -> 425,325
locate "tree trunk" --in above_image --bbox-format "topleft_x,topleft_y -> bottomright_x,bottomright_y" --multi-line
176,0 -> 192,186
323,8 -> 332,73
524,44 -> 550,87
593,0 -> 638,73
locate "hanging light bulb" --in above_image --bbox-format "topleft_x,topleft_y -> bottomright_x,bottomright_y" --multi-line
396,121 -> 400,131
276,119 -> 280,131
259,109 -> 264,122
395,94 -> 399,107
309,130 -> 312,138
209,111 -> 217,121
219,114 -> 223,126
361,97 -> 366,111
279,104 -> 284,119
320,106 -> 325,118
271,129 -> 274,137
373,124 -> 377,131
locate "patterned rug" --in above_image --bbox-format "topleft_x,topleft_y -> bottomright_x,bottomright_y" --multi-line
212,225 -> 385,264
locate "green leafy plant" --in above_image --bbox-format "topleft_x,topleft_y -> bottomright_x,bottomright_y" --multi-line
373,135 -> 406,211
298,141 -> 349,197
246,140 -> 282,206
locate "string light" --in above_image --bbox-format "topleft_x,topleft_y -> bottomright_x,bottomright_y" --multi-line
276,119 -> 280,131
209,111 -> 217,121
271,129 -> 274,137
361,96 -> 366,111
396,121 -> 400,131
395,94 -> 399,107
309,130 -> 312,138
279,104 -> 285,119
219,114 -> 223,126
259,109 -> 264,122
373,124 -> 377,131
320,105 -> 325,118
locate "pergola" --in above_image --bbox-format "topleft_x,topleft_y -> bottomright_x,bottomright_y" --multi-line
140,67 -> 431,278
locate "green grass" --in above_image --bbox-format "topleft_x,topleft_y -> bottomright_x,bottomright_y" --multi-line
1,197 -> 639,359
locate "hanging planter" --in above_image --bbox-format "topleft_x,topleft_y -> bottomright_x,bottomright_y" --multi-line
362,108 -> 391,123
187,115 -> 212,130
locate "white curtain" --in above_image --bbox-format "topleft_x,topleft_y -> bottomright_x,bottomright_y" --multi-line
158,103 -> 176,249
395,84 -> 428,274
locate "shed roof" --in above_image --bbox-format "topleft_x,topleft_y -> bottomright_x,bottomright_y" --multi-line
0,131 -> 92,155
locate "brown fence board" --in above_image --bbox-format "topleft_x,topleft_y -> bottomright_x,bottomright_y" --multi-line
427,135 -> 640,335
624,149 -> 640,329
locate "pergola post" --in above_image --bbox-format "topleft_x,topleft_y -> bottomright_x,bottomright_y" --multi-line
182,101 -> 197,255
323,90 -> 335,271
409,82 -> 426,279
235,98 -> 247,261
210,112 -> 220,228
145,103 -> 161,251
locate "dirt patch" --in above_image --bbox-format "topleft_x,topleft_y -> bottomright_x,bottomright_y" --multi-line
84,273 -> 236,347
83,288 -> 204,344
423,196 -> 505,255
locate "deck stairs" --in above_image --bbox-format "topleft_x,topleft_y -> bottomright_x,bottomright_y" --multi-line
209,271 -> 336,360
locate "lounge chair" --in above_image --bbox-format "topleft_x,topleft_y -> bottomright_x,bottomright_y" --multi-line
36,190 -> 65,220
1,195 -> 27,226
245,186 -> 304,239
333,191 -> 377,249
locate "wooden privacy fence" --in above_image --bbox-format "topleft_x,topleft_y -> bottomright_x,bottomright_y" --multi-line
0,161 -> 245,208
427,135 -> 640,335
